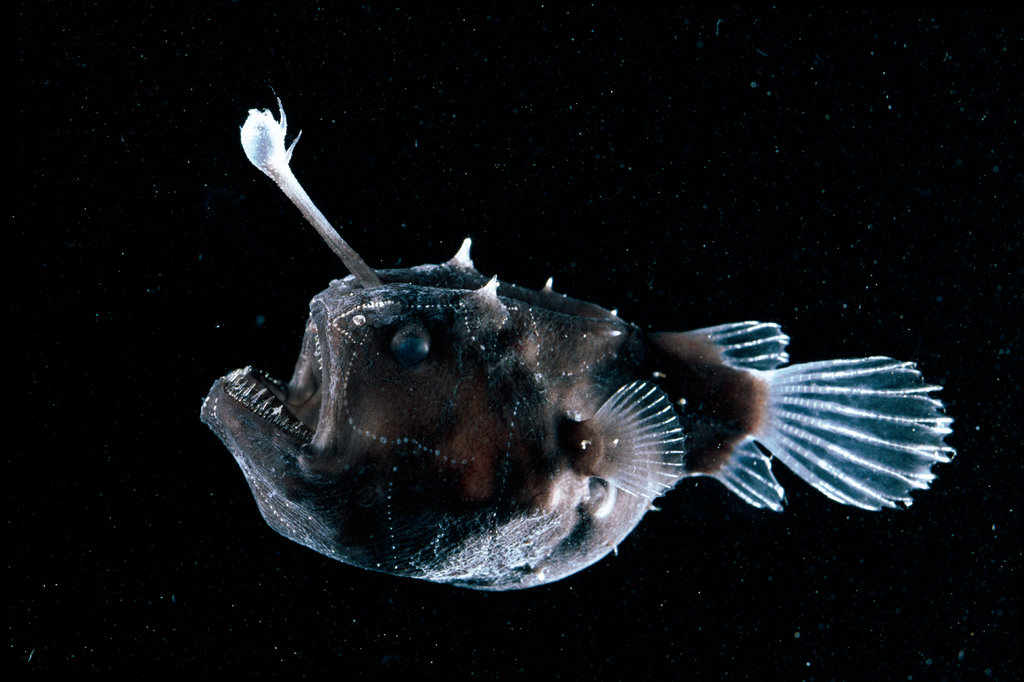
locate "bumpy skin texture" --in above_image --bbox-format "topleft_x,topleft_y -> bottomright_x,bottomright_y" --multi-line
201,259 -> 752,590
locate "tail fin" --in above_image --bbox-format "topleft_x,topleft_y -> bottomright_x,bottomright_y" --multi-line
668,322 -> 956,511
751,357 -> 954,510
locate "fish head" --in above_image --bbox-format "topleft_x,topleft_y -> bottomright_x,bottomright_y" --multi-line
201,272 -> 590,585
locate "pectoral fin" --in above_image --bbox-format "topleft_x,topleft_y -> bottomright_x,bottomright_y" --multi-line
564,381 -> 686,499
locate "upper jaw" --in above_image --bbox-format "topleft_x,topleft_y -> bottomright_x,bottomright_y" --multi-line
223,367 -> 314,443
202,367 -> 314,448
203,309 -> 329,447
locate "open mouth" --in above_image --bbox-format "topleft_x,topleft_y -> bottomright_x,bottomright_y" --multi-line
222,366 -> 315,443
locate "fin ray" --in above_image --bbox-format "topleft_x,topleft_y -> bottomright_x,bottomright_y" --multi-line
589,381 -> 686,499
711,440 -> 786,511
686,321 -> 791,370
756,357 -> 954,510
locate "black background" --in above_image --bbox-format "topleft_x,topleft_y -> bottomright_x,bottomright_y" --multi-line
12,6 -> 1021,680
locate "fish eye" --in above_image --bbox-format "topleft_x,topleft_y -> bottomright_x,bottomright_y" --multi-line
390,323 -> 430,368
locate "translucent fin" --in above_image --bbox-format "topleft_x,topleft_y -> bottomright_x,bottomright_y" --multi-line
756,357 -> 955,510
712,440 -> 786,511
686,321 -> 791,370
589,381 -> 687,499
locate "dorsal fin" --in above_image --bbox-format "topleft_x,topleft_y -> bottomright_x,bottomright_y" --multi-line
683,321 -> 791,370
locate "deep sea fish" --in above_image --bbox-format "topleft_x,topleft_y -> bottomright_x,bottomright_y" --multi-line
201,101 -> 954,590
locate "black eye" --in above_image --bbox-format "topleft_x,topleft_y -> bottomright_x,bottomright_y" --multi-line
390,323 -> 430,367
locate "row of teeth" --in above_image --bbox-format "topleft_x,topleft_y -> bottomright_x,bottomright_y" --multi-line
314,331 -> 323,372
224,367 -> 314,443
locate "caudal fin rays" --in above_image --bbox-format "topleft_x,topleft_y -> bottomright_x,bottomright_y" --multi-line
691,327 -> 955,511
755,356 -> 954,510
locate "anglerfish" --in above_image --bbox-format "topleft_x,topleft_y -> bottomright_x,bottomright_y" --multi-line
201,101 -> 954,591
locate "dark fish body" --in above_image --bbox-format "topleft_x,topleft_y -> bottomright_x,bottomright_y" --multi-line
201,103 -> 954,590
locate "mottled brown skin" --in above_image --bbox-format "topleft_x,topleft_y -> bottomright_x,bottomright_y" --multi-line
646,333 -> 768,474
201,258 -> 763,589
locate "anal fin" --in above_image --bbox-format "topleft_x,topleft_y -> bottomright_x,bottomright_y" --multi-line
712,440 -> 786,511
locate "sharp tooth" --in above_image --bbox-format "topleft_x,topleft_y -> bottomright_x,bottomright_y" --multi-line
222,368 -> 315,443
